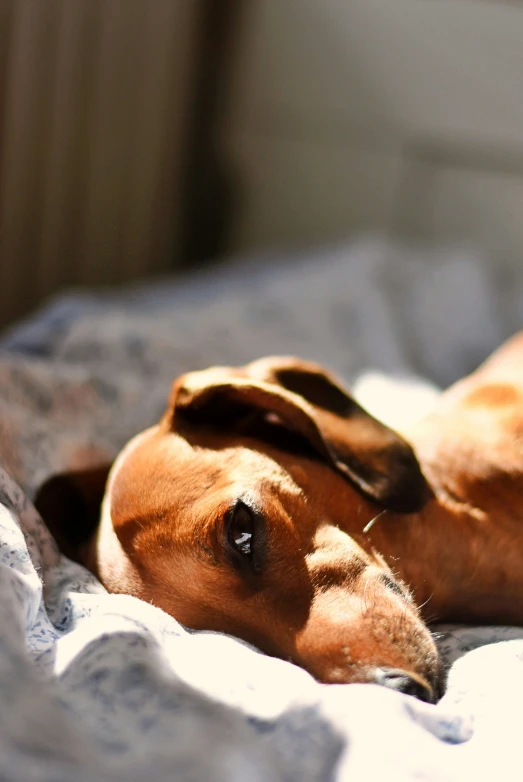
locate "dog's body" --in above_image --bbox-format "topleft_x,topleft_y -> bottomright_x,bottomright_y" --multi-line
35,333 -> 523,704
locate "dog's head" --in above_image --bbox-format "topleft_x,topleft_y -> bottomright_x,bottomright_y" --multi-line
37,357 -> 441,700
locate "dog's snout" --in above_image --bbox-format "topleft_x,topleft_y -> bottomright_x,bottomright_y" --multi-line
374,667 -> 436,703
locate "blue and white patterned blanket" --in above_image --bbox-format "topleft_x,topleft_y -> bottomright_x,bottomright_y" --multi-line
2,238 -> 523,781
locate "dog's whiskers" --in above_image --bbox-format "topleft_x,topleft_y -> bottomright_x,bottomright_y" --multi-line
421,612 -> 439,625
363,510 -> 387,534
417,593 -> 434,612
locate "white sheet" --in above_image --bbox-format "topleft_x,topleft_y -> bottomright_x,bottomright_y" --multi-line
1,237 -> 523,781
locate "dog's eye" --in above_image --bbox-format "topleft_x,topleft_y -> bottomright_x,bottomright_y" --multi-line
227,502 -> 254,558
224,500 -> 267,575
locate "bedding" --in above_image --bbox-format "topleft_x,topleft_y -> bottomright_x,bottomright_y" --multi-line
1,237 -> 523,781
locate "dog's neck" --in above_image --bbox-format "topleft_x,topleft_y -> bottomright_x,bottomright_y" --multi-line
362,429 -> 523,625
360,498 -> 493,624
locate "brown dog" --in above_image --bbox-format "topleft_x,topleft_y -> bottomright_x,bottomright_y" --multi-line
35,333 -> 523,704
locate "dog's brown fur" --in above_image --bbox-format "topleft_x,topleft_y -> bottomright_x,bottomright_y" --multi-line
35,333 -> 523,703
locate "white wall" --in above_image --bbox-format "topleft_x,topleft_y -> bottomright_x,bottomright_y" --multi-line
222,0 -> 523,272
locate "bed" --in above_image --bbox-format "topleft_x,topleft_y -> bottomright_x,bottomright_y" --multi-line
1,237 -> 523,781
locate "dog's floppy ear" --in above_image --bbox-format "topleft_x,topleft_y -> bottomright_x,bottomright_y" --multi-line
34,464 -> 112,562
167,357 -> 429,513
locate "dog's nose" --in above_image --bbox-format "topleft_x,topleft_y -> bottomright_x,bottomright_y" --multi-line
373,667 -> 436,703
